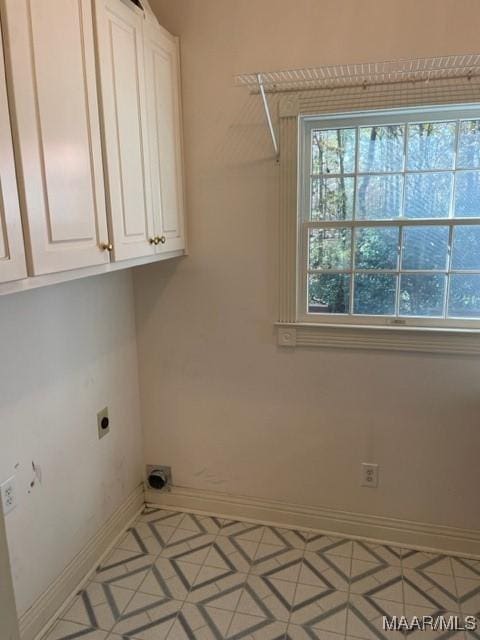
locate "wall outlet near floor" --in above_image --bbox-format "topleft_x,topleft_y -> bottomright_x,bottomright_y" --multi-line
97,406 -> 110,440
1,476 -> 17,514
361,463 -> 379,488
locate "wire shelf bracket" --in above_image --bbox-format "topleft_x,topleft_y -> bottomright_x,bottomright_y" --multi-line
257,73 -> 279,161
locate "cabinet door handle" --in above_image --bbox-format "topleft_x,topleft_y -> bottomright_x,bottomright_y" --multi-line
159,235 -> 166,244
149,237 -> 160,245
101,242 -> 113,252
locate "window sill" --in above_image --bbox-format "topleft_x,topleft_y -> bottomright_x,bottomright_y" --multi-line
276,322 -> 480,355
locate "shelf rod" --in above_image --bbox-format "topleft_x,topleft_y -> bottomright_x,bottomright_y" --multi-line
257,73 -> 279,159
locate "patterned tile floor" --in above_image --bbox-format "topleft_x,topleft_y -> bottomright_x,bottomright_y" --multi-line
42,507 -> 480,640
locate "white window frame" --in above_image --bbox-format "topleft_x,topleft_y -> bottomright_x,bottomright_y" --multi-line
276,97 -> 480,354
299,105 -> 480,329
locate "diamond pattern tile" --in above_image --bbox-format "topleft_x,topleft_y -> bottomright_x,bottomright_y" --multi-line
93,549 -> 157,591
351,541 -> 408,567
39,508 -> 480,640
403,568 -> 460,611
43,621 -> 109,640
111,593 -> 182,639
62,582 -> 135,630
347,594 -> 405,640
349,561 -> 404,601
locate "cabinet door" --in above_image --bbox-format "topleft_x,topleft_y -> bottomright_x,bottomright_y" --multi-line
1,0 -> 110,275
144,21 -> 186,253
0,28 -> 27,284
94,0 -> 156,261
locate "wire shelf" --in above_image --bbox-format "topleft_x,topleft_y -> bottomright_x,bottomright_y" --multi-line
235,54 -> 480,93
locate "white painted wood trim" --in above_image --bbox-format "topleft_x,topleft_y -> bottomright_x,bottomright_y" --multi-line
146,485 -> 480,559
276,322 -> 480,355
0,249 -> 185,297
0,507 -> 20,640
174,35 -> 189,257
278,116 -> 298,322
20,485 -> 144,640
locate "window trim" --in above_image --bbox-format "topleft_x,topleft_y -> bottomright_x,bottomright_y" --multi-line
275,321 -> 480,355
277,98 -> 480,354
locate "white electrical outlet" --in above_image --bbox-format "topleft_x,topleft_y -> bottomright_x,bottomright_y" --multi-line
361,463 -> 379,488
1,476 -> 17,514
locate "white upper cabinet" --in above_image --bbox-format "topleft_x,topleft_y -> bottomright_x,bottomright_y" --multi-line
0,0 -> 186,291
144,20 -> 186,253
1,0 -> 111,275
0,28 -> 27,284
93,0 -> 156,261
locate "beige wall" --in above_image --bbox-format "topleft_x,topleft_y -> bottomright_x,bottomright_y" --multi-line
0,271 -> 143,616
135,0 -> 480,532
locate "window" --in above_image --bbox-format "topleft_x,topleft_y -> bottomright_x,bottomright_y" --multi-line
299,107 -> 480,329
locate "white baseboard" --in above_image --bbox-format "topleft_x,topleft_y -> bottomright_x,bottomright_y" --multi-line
20,484 -> 145,640
146,485 -> 480,559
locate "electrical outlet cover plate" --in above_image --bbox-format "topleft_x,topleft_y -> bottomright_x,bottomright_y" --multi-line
146,465 -> 172,491
97,407 -> 110,440
1,476 -> 16,514
361,463 -> 379,488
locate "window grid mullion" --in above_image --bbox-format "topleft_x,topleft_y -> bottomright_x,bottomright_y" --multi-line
396,121 -> 409,318
303,111 -> 480,326
442,122 -> 461,319
445,225 -> 455,319
349,226 -> 355,315
310,167 -> 460,179
401,122 -> 408,220
451,119 -> 461,216
306,218 -> 480,229
306,268 -> 480,275
352,125 -> 360,223
394,226 -> 403,317
303,221 -> 311,314
350,126 -> 360,313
